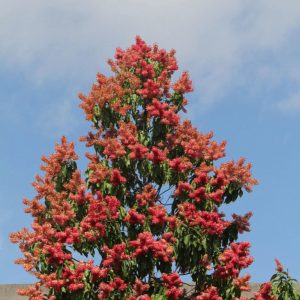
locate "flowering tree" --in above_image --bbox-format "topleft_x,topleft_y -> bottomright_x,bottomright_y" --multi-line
10,37 -> 299,300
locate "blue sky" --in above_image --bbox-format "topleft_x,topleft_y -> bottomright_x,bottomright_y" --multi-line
1,0 -> 300,284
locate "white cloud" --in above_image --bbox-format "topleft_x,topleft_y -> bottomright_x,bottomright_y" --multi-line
1,0 -> 300,117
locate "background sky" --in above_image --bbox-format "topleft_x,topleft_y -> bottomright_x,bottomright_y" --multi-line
1,0 -> 300,284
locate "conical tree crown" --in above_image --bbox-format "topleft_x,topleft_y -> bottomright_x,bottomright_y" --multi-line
11,37 -> 259,300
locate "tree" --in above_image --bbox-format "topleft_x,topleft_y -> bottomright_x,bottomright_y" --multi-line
10,37 -> 299,300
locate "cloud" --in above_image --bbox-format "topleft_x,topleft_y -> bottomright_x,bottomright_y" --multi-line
1,0 -> 300,117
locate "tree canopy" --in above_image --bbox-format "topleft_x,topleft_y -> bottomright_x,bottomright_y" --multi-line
11,37 -> 299,300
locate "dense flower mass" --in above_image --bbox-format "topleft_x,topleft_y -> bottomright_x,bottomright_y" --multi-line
214,242 -> 253,279
10,37 -> 264,299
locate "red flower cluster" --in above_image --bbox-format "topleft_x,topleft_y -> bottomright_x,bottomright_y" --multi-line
178,202 -> 230,236
172,71 -> 193,93
103,138 -> 126,160
254,283 -> 276,300
169,157 -> 193,172
85,153 -> 110,185
130,232 -> 173,262
128,143 -> 149,160
217,158 -> 258,192
61,261 -> 108,292
126,279 -> 150,300
136,184 -> 158,206
55,227 -> 80,244
171,120 -> 226,161
16,283 -> 47,300
195,286 -> 222,300
162,273 -> 184,300
98,277 -> 127,300
148,205 -> 167,226
102,243 -> 130,271
215,242 -> 253,279
233,274 -> 251,292
119,121 -> 137,146
232,212 -> 253,233
110,168 -> 126,186
80,193 -> 120,241
147,146 -> 168,164
147,98 -> 179,125
42,243 -> 72,265
124,209 -> 146,225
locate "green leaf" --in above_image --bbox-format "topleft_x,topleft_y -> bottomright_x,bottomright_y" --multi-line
183,234 -> 191,246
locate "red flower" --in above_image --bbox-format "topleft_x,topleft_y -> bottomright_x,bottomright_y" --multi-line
215,242 -> 253,279
136,184 -> 157,206
173,71 -> 193,93
233,274 -> 251,292
42,243 -> 72,265
232,212 -> 253,233
161,107 -> 180,125
128,143 -> 149,160
137,79 -> 161,98
119,121 -> 137,146
136,59 -> 155,78
146,98 -> 169,118
208,189 -> 224,204
178,203 -> 229,235
129,232 -> 154,257
147,146 -> 168,163
124,209 -> 146,225
86,154 -> 110,185
218,158 -> 258,192
98,282 -> 114,299
133,279 -> 149,296
151,238 -> 174,262
195,286 -> 222,300
169,157 -> 192,172
174,181 -> 193,196
146,98 -> 179,125
165,286 -> 184,300
188,187 -> 206,203
102,243 -> 130,271
103,138 -> 126,160
55,227 -> 80,244
148,205 -> 167,226
114,277 -> 127,291
162,273 -> 182,288
110,168 -> 126,186
275,258 -> 284,272
191,211 -> 230,236
80,194 -> 120,241
129,232 -> 173,262
254,282 -> 276,300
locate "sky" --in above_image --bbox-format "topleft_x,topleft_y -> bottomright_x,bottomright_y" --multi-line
1,0 -> 300,284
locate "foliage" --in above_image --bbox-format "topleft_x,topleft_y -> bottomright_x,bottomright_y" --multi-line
250,260 -> 300,300
10,37 -> 298,299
